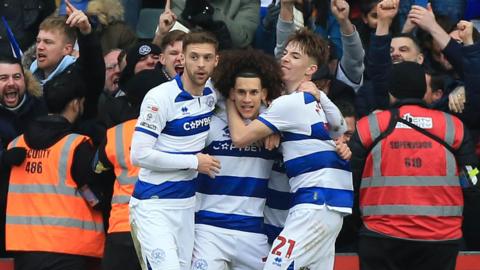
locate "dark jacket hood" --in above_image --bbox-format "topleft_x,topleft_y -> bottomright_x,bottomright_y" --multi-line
23,115 -> 73,150
24,114 -> 106,149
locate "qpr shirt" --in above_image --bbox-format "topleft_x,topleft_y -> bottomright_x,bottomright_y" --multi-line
195,114 -> 277,234
131,75 -> 216,202
258,92 -> 353,214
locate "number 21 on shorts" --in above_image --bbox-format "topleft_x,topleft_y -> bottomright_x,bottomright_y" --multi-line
272,236 -> 296,259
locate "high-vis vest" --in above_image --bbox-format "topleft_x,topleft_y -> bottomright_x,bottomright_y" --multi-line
6,134 -> 105,258
357,105 -> 464,241
104,119 -> 138,233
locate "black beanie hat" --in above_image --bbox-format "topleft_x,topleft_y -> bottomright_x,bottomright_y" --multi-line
388,61 -> 426,100
119,42 -> 161,89
126,42 -> 161,67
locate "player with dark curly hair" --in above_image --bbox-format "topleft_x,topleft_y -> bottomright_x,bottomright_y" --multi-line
191,49 -> 284,270
212,49 -> 284,103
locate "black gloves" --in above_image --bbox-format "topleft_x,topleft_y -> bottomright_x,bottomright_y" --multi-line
2,147 -> 27,166
263,2 -> 281,31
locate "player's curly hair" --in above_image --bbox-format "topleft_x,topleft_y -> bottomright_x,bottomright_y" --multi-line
212,49 -> 284,102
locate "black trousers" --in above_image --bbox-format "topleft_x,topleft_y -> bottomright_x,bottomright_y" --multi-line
13,251 -> 98,270
358,235 -> 459,270
102,232 -> 141,270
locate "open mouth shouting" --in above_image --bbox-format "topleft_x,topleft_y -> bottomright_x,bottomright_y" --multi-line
37,53 -> 47,63
3,88 -> 20,107
174,64 -> 184,74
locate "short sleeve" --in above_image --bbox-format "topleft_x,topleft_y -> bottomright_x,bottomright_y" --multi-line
257,95 -> 297,133
134,92 -> 168,138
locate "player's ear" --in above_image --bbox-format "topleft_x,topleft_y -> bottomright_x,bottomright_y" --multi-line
229,88 -> 235,101
214,54 -> 219,68
261,88 -> 268,104
160,53 -> 166,65
306,64 -> 318,77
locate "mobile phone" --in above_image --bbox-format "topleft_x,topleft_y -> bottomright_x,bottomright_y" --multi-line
79,185 -> 100,208
414,0 -> 428,8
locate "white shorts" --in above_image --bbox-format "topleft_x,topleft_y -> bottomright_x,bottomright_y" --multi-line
129,197 -> 195,270
192,225 -> 270,270
264,207 -> 343,270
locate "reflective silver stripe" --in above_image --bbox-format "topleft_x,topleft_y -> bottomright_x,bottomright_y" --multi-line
361,205 -> 462,216
6,215 -> 104,232
443,114 -> 457,177
367,114 -> 381,138
58,134 -> 82,187
367,114 -> 382,177
361,176 -> 461,188
446,152 -> 457,177
9,136 -> 21,147
443,113 -> 455,146
8,184 -> 77,196
111,195 -> 131,204
118,174 -> 137,185
115,123 -> 137,185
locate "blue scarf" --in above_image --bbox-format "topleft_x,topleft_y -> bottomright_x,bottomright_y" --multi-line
30,55 -> 77,86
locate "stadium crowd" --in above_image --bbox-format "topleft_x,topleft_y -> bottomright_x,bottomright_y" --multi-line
0,0 -> 479,269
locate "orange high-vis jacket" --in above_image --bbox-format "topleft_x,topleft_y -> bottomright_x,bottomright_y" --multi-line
357,105 -> 464,241
6,134 -> 105,258
104,119 -> 138,233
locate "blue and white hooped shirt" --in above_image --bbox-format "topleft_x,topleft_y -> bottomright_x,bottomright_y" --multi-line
132,75 -> 217,202
195,114 -> 277,235
258,92 -> 353,214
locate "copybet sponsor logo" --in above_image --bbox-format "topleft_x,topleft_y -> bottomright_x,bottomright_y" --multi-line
193,259 -> 208,270
212,140 -> 262,152
396,113 -> 433,129
183,116 -> 211,131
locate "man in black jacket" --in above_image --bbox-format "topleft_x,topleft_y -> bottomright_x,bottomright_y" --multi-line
29,1 -> 105,124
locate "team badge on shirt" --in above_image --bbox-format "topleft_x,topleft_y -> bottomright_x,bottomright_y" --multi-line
192,259 -> 208,270
206,96 -> 215,108
150,248 -> 165,264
